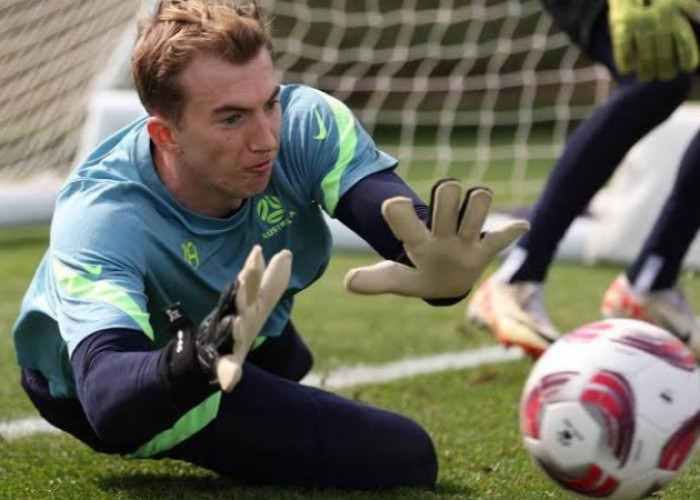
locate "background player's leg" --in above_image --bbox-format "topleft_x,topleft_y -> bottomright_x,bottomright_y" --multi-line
508,17 -> 693,283
625,129 -> 700,290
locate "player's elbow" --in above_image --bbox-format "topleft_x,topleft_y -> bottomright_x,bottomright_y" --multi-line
84,405 -> 146,453
71,329 -> 164,453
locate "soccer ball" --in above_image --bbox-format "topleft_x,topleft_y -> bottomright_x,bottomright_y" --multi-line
520,319 -> 700,500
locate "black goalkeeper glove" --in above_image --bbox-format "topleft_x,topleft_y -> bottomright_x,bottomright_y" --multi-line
158,246 -> 292,392
158,280 -> 238,388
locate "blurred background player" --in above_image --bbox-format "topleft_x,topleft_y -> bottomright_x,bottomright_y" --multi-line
467,0 -> 700,358
12,0 -> 527,489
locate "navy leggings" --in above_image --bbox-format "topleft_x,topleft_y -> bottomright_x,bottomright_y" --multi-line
512,13 -> 700,290
21,323 -> 437,489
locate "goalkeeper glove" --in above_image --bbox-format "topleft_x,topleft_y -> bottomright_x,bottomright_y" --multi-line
344,179 -> 530,300
608,0 -> 700,81
159,245 -> 292,392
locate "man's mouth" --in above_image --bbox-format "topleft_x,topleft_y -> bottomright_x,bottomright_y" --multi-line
246,158 -> 273,173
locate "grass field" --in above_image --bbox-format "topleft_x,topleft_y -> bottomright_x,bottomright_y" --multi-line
3,226 -> 700,499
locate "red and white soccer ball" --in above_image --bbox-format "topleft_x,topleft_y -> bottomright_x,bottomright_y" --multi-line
520,319 -> 700,500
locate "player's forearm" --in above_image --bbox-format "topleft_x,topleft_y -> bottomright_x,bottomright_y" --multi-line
71,328 -> 217,451
335,169 -> 429,260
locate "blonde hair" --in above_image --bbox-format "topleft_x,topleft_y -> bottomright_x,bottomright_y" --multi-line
132,0 -> 272,123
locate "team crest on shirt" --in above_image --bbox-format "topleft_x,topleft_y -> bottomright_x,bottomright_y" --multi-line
181,241 -> 200,269
256,195 -> 297,239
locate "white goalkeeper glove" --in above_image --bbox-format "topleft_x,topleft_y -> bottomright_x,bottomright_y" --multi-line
160,245 -> 292,392
344,179 -> 530,300
215,245 -> 292,391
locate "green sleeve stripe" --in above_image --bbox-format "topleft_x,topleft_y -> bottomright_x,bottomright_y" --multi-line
124,340 -> 264,457
53,258 -> 154,341
318,91 -> 358,215
125,392 -> 222,458
252,335 -> 266,350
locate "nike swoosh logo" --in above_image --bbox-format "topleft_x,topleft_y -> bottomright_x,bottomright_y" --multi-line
312,105 -> 328,140
81,263 -> 103,276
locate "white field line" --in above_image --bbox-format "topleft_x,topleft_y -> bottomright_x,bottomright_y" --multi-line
1,345 -> 522,442
0,417 -> 63,440
300,344 -> 523,389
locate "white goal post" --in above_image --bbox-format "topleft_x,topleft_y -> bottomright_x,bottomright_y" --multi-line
0,0 -> 143,222
6,0 -> 697,267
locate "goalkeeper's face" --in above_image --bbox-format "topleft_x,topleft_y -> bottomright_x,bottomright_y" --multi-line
151,49 -> 281,217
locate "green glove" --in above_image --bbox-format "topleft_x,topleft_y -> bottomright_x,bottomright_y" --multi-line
608,0 -> 700,81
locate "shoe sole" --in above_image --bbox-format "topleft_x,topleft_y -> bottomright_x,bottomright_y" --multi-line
467,302 -> 547,359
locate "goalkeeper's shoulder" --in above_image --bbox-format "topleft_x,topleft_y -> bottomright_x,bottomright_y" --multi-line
278,84 -> 335,111
53,186 -> 147,243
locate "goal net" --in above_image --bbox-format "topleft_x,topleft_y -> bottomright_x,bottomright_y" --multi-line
2,0 -> 615,253
0,0 -> 143,224
1,0 -> 610,219
271,0 -> 612,206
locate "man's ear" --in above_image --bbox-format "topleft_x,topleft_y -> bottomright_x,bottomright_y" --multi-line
147,116 -> 181,154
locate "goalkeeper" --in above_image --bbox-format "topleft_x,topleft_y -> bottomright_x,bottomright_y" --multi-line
468,0 -> 700,358
12,0 -> 527,490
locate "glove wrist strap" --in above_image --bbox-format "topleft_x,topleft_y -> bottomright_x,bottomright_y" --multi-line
158,303 -> 212,390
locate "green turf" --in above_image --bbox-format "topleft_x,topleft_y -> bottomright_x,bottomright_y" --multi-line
0,225 -> 49,419
3,228 -> 700,499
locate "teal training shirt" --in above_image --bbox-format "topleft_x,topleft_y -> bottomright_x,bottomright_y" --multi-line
13,85 -> 398,397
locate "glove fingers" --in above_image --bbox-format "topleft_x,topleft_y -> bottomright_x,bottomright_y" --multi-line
673,22 -> 699,71
213,315 -> 235,346
480,219 -> 530,255
429,179 -> 461,238
656,31 -> 677,81
608,2 -> 635,76
611,29 -> 635,75
457,188 -> 492,242
215,280 -> 240,316
634,23 -> 657,80
210,246 -> 291,393
236,245 -> 264,312
676,0 -> 700,21
217,317 -> 250,392
257,249 -> 293,318
344,260 -> 419,296
381,196 -> 430,244
216,354 -> 242,392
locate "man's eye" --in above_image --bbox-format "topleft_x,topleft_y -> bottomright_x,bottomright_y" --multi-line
223,115 -> 242,125
265,98 -> 280,111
